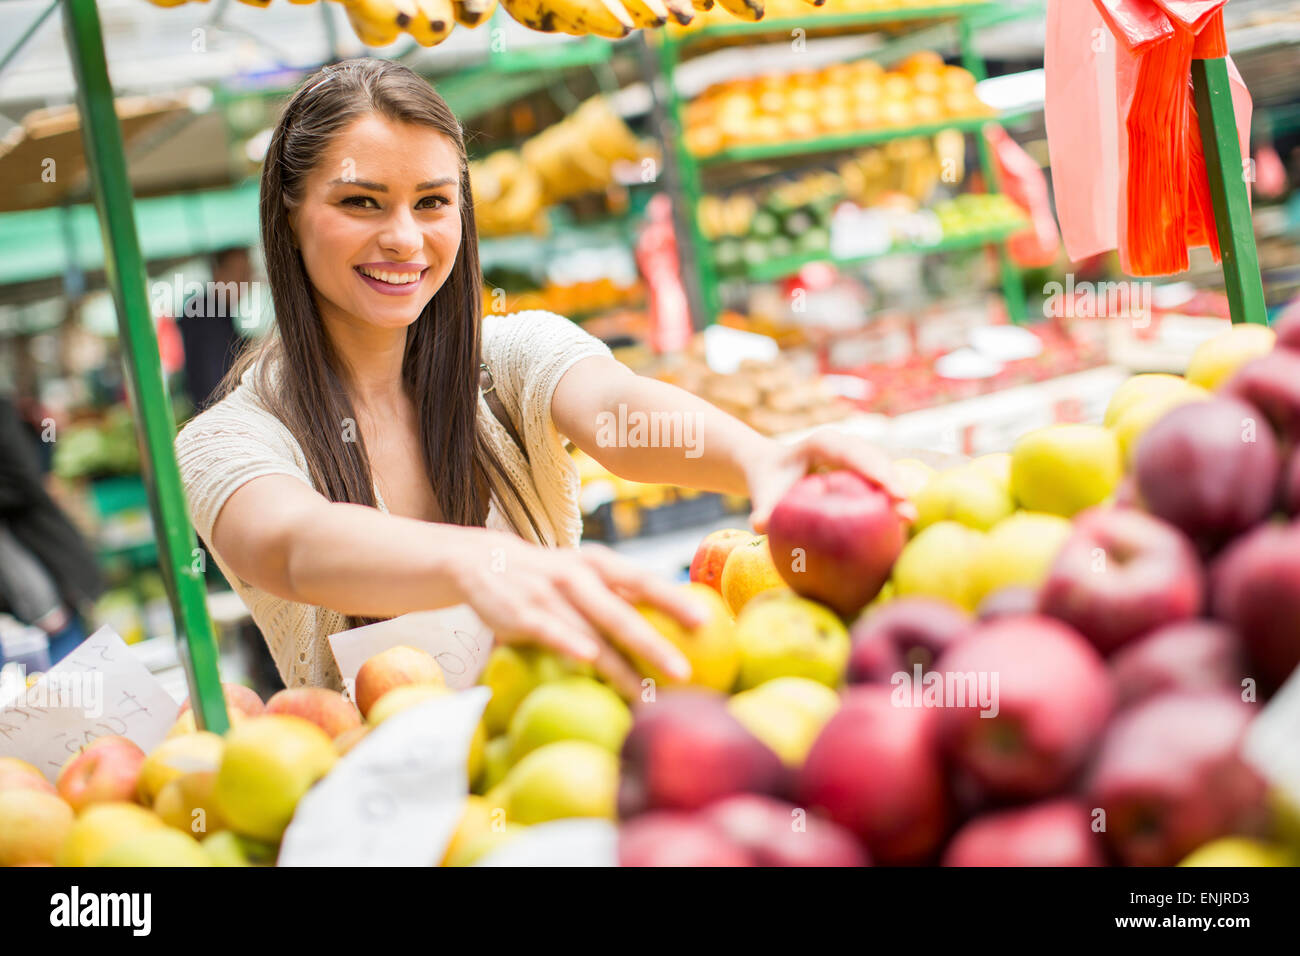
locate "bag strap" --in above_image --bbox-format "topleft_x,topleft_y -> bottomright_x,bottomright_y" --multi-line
479,363 -> 530,465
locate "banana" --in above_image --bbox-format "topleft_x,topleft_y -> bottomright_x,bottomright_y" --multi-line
499,0 -> 562,32
690,0 -> 714,9
660,0 -> 695,25
234,0 -> 272,7
407,0 -> 457,44
452,0 -> 497,26
345,0 -> 403,45
619,0 -> 669,28
544,0 -> 634,38
714,0 -> 761,20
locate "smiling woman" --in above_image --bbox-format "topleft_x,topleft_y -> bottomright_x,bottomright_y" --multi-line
173,58 -> 906,695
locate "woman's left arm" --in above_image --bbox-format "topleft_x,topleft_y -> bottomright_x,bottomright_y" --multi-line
552,355 -> 914,532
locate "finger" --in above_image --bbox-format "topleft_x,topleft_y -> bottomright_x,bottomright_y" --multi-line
493,604 -> 602,664
803,431 -> 912,502
560,568 -> 693,682
588,639 -> 644,700
584,545 -> 711,630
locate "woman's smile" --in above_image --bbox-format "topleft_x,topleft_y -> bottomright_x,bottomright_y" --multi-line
354,261 -> 429,296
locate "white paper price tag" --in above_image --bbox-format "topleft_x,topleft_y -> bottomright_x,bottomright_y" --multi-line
329,607 -> 494,695
476,819 -> 619,867
1243,668 -> 1300,808
0,627 -> 179,780
278,687 -> 489,867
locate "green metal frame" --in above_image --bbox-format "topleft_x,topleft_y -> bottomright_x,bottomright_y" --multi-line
62,0 -> 229,733
655,4 -> 1031,328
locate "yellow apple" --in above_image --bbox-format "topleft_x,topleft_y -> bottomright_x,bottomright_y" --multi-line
727,677 -> 841,767
720,535 -> 787,616
137,731 -> 225,806
1011,424 -> 1121,517
733,591 -> 850,690
0,757 -> 55,795
633,583 -> 740,692
968,511 -> 1074,608
968,453 -> 1013,492
891,520 -> 985,611
154,770 -> 227,837
444,822 -> 526,867
202,830 -> 278,867
1185,324 -> 1276,391
58,802 -> 166,867
496,740 -> 618,825
891,458 -> 936,499
93,828 -> 211,866
914,465 -> 1014,532
0,790 -> 74,865
479,645 -> 592,736
1104,373 -> 1193,427
441,795 -> 495,866
214,715 -> 338,844
507,676 -> 631,762
1178,837 -> 1295,867
366,683 -> 449,726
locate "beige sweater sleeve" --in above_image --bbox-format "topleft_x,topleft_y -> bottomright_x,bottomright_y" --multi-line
482,309 -> 614,548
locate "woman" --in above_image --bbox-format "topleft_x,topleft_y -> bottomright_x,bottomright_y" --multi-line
176,58 -> 907,696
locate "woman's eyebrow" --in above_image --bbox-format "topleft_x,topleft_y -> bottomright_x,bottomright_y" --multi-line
325,177 -> 456,191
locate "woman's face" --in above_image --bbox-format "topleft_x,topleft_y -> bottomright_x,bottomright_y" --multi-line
289,113 -> 463,333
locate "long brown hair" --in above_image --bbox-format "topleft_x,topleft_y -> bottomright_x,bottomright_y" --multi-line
222,58 -> 541,625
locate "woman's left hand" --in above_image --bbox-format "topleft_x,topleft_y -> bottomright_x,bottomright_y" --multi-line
746,430 -> 918,535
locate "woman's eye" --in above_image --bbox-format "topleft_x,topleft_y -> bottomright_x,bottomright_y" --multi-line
341,195 -> 379,209
417,195 -> 450,210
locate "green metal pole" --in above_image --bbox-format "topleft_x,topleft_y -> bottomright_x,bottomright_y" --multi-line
655,33 -> 722,328
1192,57 -> 1267,325
960,18 -> 1027,325
63,0 -> 229,733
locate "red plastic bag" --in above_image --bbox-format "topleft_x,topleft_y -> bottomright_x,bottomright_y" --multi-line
1095,0 -> 1174,52
985,125 -> 1060,268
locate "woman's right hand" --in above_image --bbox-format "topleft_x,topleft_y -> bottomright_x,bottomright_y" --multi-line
453,533 -> 706,698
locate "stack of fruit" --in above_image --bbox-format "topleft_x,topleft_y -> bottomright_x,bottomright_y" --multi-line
932,193 -> 1026,241
683,53 -> 990,158
673,0 -> 986,35
0,646 -> 470,867
471,97 -> 649,238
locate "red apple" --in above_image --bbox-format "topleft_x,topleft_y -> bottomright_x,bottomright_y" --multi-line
1086,690 -> 1267,867
1283,450 -> 1300,516
265,688 -> 362,740
179,683 -> 264,719
1274,306 -> 1300,352
354,645 -> 445,719
700,794 -> 868,866
1038,508 -> 1204,655
943,799 -> 1106,867
1221,349 -> 1300,448
1109,620 -> 1247,708
55,736 -> 147,812
975,587 -> 1041,621
1211,520 -> 1300,692
1134,397 -> 1280,551
618,690 -> 786,817
798,685 -> 949,865
847,597 -> 970,684
618,812 -> 755,866
689,529 -> 754,596
767,470 -> 907,620
936,616 -> 1114,800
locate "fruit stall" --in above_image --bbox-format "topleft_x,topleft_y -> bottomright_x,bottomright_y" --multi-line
3,0 -> 1300,885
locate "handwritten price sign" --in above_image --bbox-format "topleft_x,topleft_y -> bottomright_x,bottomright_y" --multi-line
329,607 -> 494,695
0,627 -> 178,780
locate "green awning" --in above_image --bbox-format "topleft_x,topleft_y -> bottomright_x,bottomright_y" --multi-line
0,181 -> 260,287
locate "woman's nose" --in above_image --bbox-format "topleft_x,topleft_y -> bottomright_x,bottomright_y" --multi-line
377,206 -> 421,259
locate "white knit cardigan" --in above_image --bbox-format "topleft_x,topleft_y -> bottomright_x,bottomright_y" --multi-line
174,310 -> 612,690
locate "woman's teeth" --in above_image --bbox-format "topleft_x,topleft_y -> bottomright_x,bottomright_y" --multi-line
358,266 -> 422,285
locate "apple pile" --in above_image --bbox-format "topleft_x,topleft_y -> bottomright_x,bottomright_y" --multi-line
0,645 -> 470,867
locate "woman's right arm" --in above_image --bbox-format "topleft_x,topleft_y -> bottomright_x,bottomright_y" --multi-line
210,474 -> 698,695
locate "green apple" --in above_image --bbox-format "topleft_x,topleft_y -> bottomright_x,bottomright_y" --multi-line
1011,424 -> 1121,517
475,736 -> 513,796
1185,324 -> 1275,391
202,830 -> 278,866
214,715 -> 338,844
137,731 -> 225,806
93,828 -> 211,866
58,802 -> 165,867
507,676 -> 631,763
634,583 -> 739,692
497,740 -> 618,826
733,591 -> 850,690
0,790 -> 74,865
727,676 -> 841,767
366,683 -> 448,726
1178,837 -> 1295,867
914,465 -> 1014,532
891,520 -> 984,611
968,511 -> 1073,608
1104,373 -> 1193,428
154,770 -> 227,836
479,646 -> 592,736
